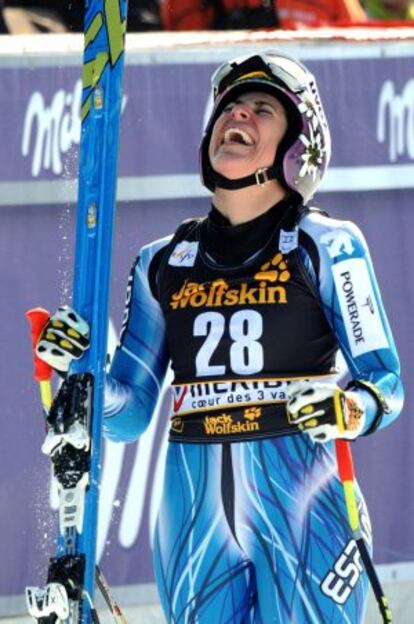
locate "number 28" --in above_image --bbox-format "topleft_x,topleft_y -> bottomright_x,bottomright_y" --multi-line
194,310 -> 264,377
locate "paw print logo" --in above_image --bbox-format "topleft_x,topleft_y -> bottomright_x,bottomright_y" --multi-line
254,253 -> 290,283
244,407 -> 262,421
171,418 -> 184,433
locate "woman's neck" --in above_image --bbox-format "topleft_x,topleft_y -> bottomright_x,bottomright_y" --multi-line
203,195 -> 295,267
212,180 -> 287,225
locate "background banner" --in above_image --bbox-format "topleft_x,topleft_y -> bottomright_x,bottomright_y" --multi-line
0,33 -> 413,613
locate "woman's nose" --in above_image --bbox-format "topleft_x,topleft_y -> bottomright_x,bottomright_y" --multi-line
231,103 -> 250,120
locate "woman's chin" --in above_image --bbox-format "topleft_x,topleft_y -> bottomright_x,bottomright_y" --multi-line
212,160 -> 258,181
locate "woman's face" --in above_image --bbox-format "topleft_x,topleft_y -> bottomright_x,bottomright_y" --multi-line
208,91 -> 288,181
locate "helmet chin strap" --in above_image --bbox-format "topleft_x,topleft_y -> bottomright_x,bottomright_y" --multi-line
213,164 -> 280,191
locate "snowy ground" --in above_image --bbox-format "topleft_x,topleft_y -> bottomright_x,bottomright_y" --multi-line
0,604 -> 164,623
2,583 -> 414,624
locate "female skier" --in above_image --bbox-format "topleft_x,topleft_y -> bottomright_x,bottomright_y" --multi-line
38,52 -> 403,623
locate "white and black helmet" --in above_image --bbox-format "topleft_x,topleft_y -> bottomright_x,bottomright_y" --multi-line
200,52 -> 331,202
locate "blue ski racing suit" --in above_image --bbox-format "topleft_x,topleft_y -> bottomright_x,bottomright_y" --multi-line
103,198 -> 403,624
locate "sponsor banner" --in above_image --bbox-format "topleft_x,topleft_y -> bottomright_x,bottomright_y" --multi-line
172,374 -> 335,415
172,379 -> 288,415
169,402 -> 299,442
171,405 -> 264,439
332,259 -> 389,357
1,44 -> 414,186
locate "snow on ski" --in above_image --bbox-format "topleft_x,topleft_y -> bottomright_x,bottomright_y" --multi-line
25,2 -> 129,623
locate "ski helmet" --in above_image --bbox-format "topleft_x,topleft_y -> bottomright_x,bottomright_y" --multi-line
200,52 -> 331,202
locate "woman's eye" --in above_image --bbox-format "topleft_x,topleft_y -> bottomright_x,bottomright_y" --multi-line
257,107 -> 273,116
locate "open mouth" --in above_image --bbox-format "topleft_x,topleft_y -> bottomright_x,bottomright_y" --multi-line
222,127 -> 254,146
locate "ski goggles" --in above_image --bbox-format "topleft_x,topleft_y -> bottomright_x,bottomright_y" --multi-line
211,52 -> 311,99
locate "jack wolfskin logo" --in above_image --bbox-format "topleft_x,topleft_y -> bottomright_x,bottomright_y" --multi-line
171,418 -> 184,433
254,252 -> 290,283
203,410 -> 261,436
244,406 -> 262,421
170,254 -> 290,309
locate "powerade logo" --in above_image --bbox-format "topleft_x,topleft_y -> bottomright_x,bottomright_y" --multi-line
332,258 -> 389,358
377,79 -> 414,161
338,271 -> 365,346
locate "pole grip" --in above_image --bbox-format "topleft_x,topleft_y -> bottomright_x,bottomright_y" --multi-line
335,438 -> 355,483
335,438 -> 360,532
26,307 -> 53,382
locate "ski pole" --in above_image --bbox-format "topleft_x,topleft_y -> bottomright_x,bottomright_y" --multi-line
335,439 -> 392,623
96,566 -> 128,624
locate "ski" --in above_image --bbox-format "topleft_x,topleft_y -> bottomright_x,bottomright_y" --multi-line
25,1 -> 129,622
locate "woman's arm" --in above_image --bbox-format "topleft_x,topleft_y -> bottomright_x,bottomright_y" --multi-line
103,237 -> 171,442
299,210 -> 404,434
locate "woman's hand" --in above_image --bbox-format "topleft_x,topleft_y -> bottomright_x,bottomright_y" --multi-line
287,381 -> 365,443
36,305 -> 90,373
